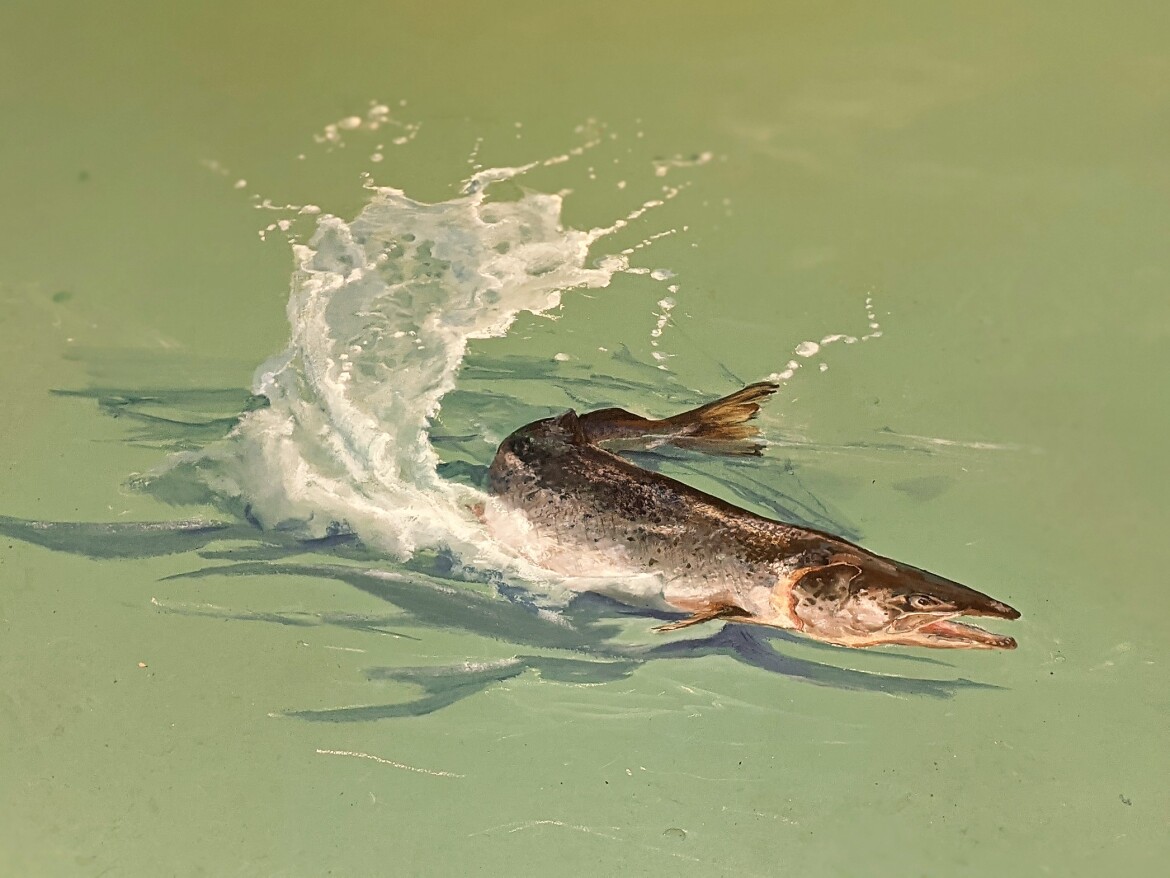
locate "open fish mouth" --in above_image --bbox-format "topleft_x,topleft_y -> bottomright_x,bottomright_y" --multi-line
914,618 -> 1017,649
884,595 -> 1020,649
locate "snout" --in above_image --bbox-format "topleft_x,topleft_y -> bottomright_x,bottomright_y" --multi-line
971,598 -> 1021,620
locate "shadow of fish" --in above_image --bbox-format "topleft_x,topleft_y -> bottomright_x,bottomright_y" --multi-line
0,515 -> 997,718
1,352 -> 1016,719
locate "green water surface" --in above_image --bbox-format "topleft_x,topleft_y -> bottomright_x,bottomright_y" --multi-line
2,2 -> 1168,875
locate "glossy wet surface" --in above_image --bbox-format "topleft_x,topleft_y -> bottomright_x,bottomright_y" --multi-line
1,2 -> 1168,875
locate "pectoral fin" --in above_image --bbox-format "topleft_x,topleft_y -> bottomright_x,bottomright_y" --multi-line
653,603 -> 750,632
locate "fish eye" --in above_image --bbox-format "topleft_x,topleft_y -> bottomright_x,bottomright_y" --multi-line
907,594 -> 943,611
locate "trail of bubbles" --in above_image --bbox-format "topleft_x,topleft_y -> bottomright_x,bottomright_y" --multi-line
768,292 -> 884,384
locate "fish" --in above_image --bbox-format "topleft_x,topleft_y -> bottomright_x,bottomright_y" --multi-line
486,382 -> 1020,649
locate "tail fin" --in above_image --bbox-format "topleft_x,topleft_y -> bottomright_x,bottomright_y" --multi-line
579,381 -> 779,456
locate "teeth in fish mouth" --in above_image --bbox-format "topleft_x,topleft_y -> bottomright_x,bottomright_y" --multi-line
919,619 -> 1017,649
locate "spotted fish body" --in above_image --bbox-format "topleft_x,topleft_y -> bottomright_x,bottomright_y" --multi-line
489,409 -> 800,622
487,384 -> 1020,649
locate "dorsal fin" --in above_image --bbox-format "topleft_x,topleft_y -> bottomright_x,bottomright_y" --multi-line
549,409 -> 587,444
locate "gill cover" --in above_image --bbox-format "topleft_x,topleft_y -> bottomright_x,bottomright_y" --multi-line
790,562 -> 864,630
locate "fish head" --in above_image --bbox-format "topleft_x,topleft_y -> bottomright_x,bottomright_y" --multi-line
783,559 -> 1020,649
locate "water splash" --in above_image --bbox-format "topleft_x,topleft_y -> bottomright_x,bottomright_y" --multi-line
311,99 -> 420,149
142,164 -> 681,579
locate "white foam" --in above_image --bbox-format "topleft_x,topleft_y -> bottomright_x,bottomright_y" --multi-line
150,163 -> 681,589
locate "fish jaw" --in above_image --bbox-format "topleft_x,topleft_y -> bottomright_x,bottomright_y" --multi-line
886,617 -> 1018,650
879,595 -> 1020,648
785,614 -> 1019,650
